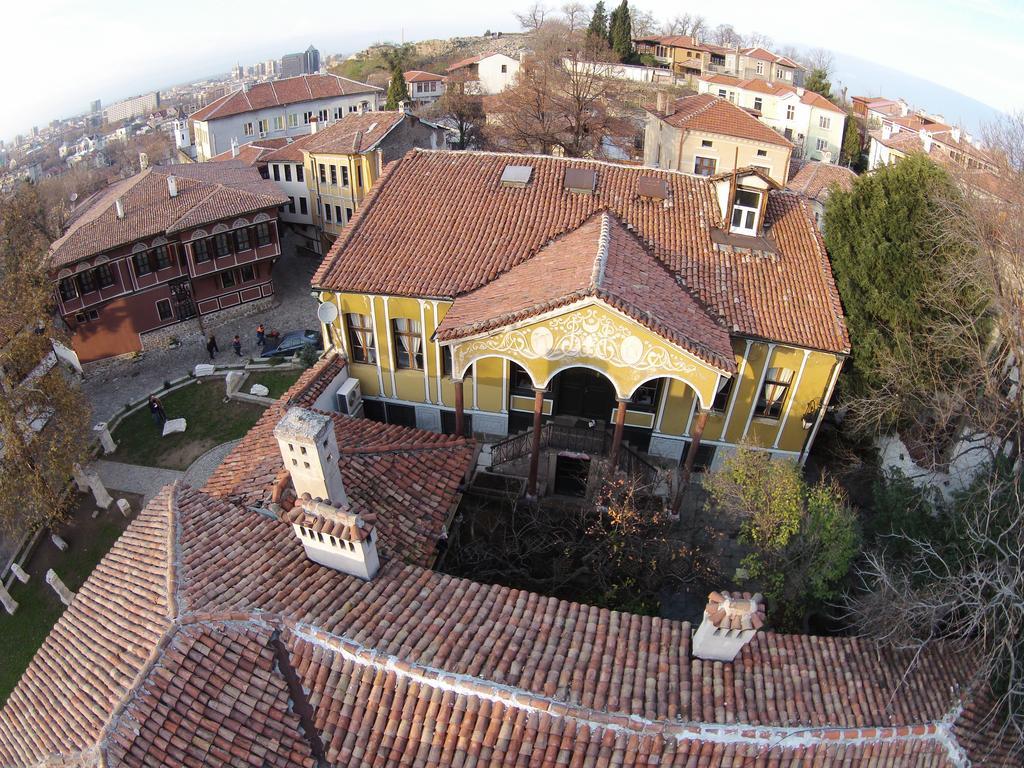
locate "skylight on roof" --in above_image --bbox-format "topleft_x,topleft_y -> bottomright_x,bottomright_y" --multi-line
637,176 -> 669,200
500,164 -> 533,187
564,168 -> 597,194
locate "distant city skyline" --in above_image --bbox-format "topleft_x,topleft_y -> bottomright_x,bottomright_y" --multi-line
2,0 -> 1021,142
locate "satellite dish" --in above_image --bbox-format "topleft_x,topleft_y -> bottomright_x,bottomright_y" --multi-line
316,301 -> 339,324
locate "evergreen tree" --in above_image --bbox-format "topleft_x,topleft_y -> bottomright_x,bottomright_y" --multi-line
823,154 -> 966,398
385,68 -> 411,110
587,0 -> 608,41
804,67 -> 832,100
608,0 -> 632,62
839,110 -> 862,169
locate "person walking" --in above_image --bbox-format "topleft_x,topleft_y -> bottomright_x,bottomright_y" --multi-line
232,335 -> 242,356
206,334 -> 218,360
149,395 -> 167,430
255,323 -> 266,348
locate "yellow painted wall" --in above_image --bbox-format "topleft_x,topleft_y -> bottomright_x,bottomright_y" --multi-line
304,151 -> 380,236
320,291 -> 843,454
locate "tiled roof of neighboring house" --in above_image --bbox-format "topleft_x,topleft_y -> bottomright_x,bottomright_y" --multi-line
634,34 -> 701,48
257,131 -> 319,163
313,149 -> 849,355
188,74 -> 382,123
404,69 -> 445,83
741,46 -> 802,69
446,51 -> 513,72
47,162 -> 287,268
434,212 -> 737,372
203,355 -> 475,568
301,111 -> 407,154
208,137 -> 290,165
0,369 -> 1016,767
786,161 -> 857,202
656,94 -> 793,147
701,74 -> 846,114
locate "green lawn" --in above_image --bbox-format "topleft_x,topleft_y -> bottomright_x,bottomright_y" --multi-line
111,380 -> 266,470
246,368 -> 302,399
0,510 -> 136,704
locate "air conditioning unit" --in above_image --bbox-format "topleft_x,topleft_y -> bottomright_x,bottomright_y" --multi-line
336,377 -> 363,417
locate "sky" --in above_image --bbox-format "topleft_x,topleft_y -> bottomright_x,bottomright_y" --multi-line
0,0 -> 1020,142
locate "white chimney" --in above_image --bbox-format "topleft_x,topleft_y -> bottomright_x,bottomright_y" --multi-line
881,123 -> 893,140
398,100 -> 411,115
285,494 -> 380,579
951,127 -> 961,144
920,128 -> 933,154
274,407 -> 347,506
692,591 -> 765,661
115,197 -> 125,219
167,175 -> 178,198
796,86 -> 805,97
656,91 -> 668,114
309,117 -> 319,134
230,137 -> 239,157
139,151 -> 149,170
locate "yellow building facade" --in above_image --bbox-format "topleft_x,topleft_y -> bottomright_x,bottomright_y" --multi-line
304,149 -> 378,238
317,290 -> 843,469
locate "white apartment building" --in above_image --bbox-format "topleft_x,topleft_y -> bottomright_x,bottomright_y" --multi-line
698,75 -> 846,163
188,74 -> 383,161
103,92 -> 160,124
404,71 -> 447,106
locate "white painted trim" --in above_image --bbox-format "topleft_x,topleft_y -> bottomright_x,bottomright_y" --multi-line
420,299 -> 431,404
654,376 -> 671,433
684,395 -> 698,435
721,339 -> 750,436
472,362 -> 478,409
500,358 -> 508,413
650,432 -> 801,458
742,343 -> 775,440
433,300 -> 444,405
383,298 -> 398,398
774,348 -> 809,449
366,296 -> 385,396
803,357 -> 842,465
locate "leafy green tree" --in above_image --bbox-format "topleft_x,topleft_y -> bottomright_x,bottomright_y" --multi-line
703,448 -> 860,630
839,110 -> 862,168
823,154 -> 965,399
385,69 -> 411,110
587,0 -> 608,41
607,0 -> 632,62
804,67 -> 832,100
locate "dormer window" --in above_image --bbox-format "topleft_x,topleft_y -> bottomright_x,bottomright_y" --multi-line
730,189 -> 762,235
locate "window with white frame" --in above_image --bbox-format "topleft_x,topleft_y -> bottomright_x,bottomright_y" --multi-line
303,111 -> 314,124
753,97 -> 762,112
816,138 -> 829,151
274,116 -> 284,131
755,367 -> 794,419
243,122 -> 254,136
819,115 -> 831,129
755,62 -> 764,75
729,188 -> 762,236
786,105 -> 795,120
257,119 -> 268,135
346,313 -> 376,363
288,113 -> 298,127
333,107 -> 343,120
318,108 -> 329,122
392,318 -> 424,369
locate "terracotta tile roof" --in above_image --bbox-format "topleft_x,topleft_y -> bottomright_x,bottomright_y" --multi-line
313,150 -> 849,355
202,355 -> 475,567
188,74 -> 381,123
446,53 -> 487,72
634,34 -> 702,48
301,111 -> 407,155
434,212 -> 736,372
741,46 -> 802,69
655,94 -> 793,147
1,470 -> 1014,765
404,70 -> 444,83
47,162 -> 287,268
208,137 -> 290,165
255,131 -> 319,164
701,75 -> 846,114
787,161 -> 857,202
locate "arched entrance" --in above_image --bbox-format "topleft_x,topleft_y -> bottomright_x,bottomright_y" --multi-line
551,368 -> 617,423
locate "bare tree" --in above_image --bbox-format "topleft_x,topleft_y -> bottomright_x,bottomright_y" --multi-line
710,23 -> 742,47
803,47 -> 835,76
427,73 -> 486,150
515,1 -> 550,31
630,8 -> 658,38
663,13 -> 707,39
742,31 -> 774,49
560,1 -> 588,32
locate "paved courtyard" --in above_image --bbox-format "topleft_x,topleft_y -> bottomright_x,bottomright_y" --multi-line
82,232 -> 320,422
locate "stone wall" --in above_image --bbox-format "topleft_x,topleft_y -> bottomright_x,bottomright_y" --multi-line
199,295 -> 276,332
139,318 -> 204,353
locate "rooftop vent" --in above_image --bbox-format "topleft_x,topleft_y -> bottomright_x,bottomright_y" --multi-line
500,164 -> 533,188
564,168 -> 596,195
637,176 -> 669,200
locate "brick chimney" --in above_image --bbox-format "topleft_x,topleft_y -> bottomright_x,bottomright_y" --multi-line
692,591 -> 765,661
274,407 -> 347,506
285,494 -> 380,579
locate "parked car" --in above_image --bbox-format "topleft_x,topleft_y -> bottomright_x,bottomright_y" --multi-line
259,329 -> 323,358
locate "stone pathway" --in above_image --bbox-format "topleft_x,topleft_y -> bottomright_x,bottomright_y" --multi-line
181,440 -> 241,489
82,233 -> 320,422
91,460 -> 183,507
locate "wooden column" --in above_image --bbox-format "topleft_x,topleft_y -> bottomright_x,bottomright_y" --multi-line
453,379 -> 465,436
609,398 -> 629,470
526,387 -> 545,499
681,409 -> 710,486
